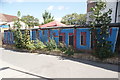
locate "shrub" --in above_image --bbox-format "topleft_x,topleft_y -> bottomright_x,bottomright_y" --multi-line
58,42 -> 67,52
58,42 -> 74,56
64,45 -> 74,56
34,39 -> 46,50
46,39 -> 57,51
93,42 -> 113,60
13,29 -> 24,49
26,41 -> 36,51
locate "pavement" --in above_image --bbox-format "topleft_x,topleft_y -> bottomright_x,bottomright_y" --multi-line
0,48 -> 119,78
0,48 -> 42,79
0,60 -> 40,79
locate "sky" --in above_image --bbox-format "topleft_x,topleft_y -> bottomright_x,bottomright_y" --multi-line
0,0 -> 87,23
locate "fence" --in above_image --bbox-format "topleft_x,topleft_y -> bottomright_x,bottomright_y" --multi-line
3,25 -> 120,52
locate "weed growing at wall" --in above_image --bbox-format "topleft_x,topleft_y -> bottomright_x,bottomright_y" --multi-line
90,0 -> 113,60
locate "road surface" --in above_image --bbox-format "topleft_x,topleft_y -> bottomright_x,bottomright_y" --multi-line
0,48 -> 118,78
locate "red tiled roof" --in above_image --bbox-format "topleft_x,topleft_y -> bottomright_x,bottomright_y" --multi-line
0,13 -> 18,22
39,21 -> 67,27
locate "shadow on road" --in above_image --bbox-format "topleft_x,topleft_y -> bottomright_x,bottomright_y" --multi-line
3,48 -> 30,53
0,67 -> 53,80
0,67 -> 9,71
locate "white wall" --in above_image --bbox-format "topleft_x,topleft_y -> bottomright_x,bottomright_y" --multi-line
104,1 -> 117,23
7,21 -> 27,29
117,1 -> 120,23
87,0 -> 119,23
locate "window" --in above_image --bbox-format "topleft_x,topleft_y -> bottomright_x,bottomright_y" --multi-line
69,35 -> 74,46
42,30 -> 45,35
80,32 -> 86,46
81,35 -> 84,45
59,35 -> 63,42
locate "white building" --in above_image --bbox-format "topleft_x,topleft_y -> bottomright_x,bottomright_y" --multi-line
87,0 -> 120,23
0,13 -> 27,30
7,21 -> 27,29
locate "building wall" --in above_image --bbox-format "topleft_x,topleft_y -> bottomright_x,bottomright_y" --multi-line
117,1 -> 120,23
104,1 -> 117,23
87,0 -> 119,23
3,27 -> 119,52
7,21 -> 27,29
0,27 -> 9,46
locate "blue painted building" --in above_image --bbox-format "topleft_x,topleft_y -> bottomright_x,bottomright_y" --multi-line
0,25 -> 9,28
3,26 -> 119,52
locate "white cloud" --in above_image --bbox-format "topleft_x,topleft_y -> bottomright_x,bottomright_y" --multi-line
55,17 -> 62,22
47,5 -> 54,11
58,6 -> 64,10
46,5 -> 68,11
47,5 -> 68,11
57,6 -> 69,10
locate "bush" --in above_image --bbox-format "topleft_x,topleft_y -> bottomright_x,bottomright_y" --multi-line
58,42 -> 67,52
93,42 -> 113,60
58,42 -> 74,56
22,29 -> 31,48
34,39 -> 46,50
26,41 -> 36,52
13,29 -> 24,49
64,46 -> 74,56
46,39 -> 57,51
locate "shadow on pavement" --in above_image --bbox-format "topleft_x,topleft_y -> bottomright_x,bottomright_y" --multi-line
0,67 -> 9,71
0,67 -> 53,80
3,48 -> 30,53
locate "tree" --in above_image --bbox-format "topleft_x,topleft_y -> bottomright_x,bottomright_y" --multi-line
90,0 -> 113,60
13,11 -> 24,48
13,11 -> 31,49
21,15 -> 39,28
42,10 -> 54,24
61,13 -> 86,25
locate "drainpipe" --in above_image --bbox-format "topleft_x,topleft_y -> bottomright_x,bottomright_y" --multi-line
115,0 -> 118,23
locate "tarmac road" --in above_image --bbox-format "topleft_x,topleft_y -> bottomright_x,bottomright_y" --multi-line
0,48 -> 118,78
